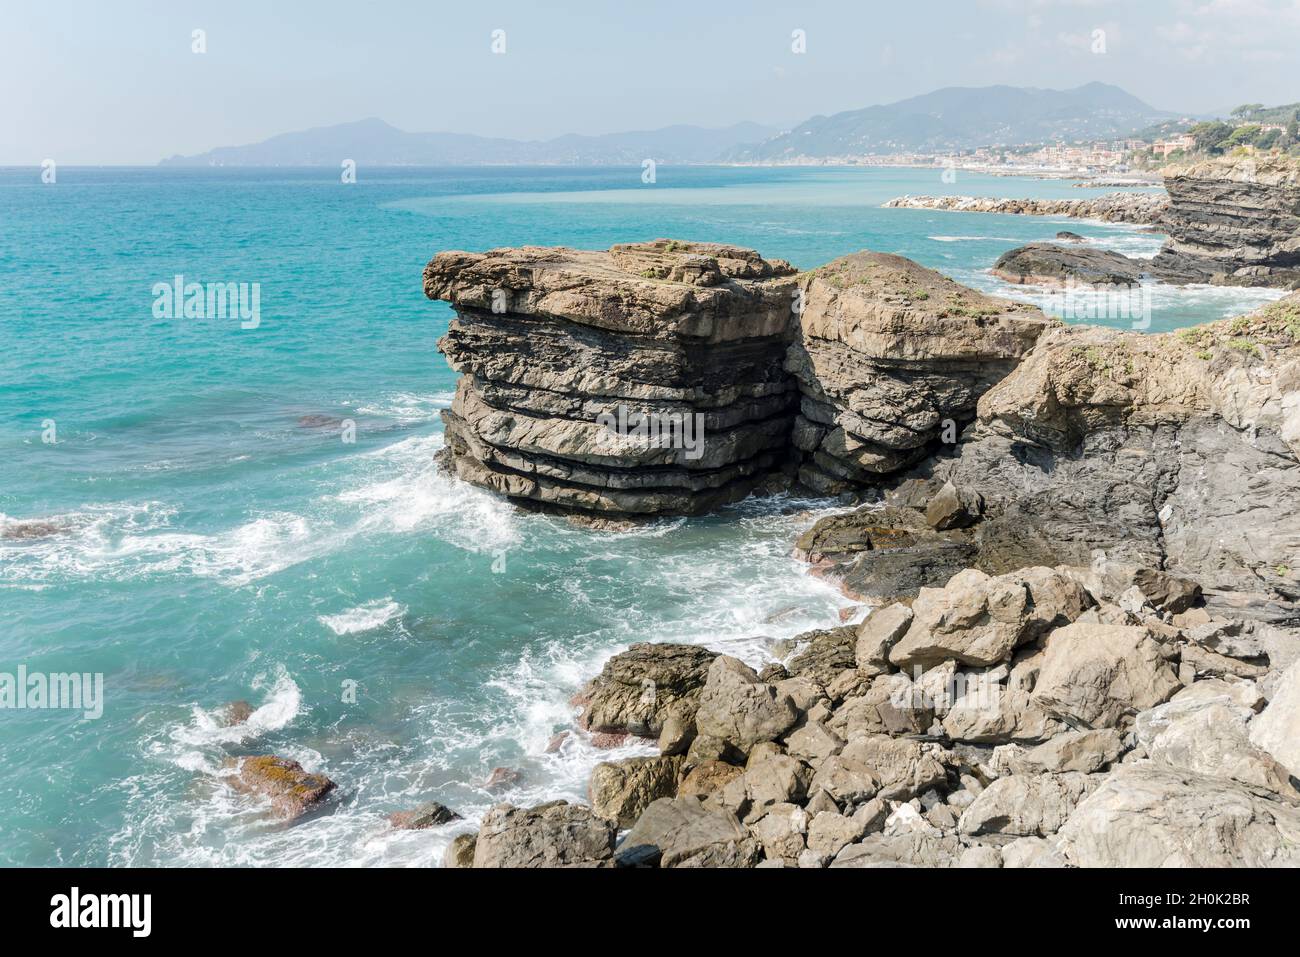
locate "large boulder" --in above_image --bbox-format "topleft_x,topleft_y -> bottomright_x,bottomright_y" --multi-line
855,603 -> 913,675
830,832 -> 964,868
472,801 -> 617,868
1030,623 -> 1181,728
588,756 -> 683,828
1012,729 -> 1125,775
694,656 -> 800,751
615,796 -> 760,868
1057,763 -> 1300,867
1137,697 -> 1298,798
573,643 -> 718,738
1249,659 -> 1300,779
225,755 -> 336,821
889,567 -> 1093,669
958,772 -> 1097,838
840,735 -> 950,802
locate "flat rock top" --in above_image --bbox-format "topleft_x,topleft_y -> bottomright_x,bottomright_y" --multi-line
424,239 -> 798,338
1163,154 -> 1300,188
799,251 -> 1052,359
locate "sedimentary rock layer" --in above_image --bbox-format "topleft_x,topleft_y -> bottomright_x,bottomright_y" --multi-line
882,192 -> 1168,225
787,252 -> 1050,495
425,240 -> 801,516
1151,155 -> 1300,287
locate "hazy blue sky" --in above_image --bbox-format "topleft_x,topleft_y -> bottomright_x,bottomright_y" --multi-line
4,0 -> 1299,164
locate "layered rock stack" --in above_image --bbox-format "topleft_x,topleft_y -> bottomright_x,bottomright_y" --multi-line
1151,155 -> 1300,287
787,252 -> 1049,495
424,240 -> 802,517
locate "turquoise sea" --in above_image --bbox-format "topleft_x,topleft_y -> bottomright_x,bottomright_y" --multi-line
0,165 -> 1283,866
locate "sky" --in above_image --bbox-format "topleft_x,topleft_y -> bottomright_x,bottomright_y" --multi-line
3,0 -> 1299,165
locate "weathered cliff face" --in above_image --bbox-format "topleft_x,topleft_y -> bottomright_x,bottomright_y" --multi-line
425,240 -> 801,517
801,294 -> 1300,621
427,242 -> 1054,517
786,252 -> 1050,495
1151,156 -> 1300,288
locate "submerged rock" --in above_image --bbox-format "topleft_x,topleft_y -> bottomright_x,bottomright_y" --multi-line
225,755 -> 336,821
388,802 -> 462,830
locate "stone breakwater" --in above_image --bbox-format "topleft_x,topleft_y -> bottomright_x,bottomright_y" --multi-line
418,239 -> 1300,868
882,192 -> 1168,226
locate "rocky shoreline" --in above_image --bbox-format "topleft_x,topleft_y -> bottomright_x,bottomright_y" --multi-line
930,155 -> 1300,291
402,234 -> 1300,867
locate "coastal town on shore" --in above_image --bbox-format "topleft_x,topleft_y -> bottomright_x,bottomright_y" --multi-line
733,105 -> 1300,184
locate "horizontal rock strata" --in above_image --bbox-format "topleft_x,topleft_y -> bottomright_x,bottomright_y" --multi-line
1151,155 -> 1300,288
425,240 -> 801,517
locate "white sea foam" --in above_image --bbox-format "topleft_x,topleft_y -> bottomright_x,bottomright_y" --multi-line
355,391 -> 455,423
169,666 -> 304,749
929,235 -> 1023,243
1,419 -> 517,588
319,599 -> 406,635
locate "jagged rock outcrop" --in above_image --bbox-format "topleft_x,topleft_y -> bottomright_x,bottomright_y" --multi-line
425,240 -> 801,517
1151,155 -> 1300,288
934,295 -> 1300,612
786,252 -> 1049,495
990,156 -> 1300,290
426,241 -> 1053,516
882,192 -> 1167,226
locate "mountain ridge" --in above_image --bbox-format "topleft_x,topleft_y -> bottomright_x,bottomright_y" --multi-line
159,82 -> 1181,167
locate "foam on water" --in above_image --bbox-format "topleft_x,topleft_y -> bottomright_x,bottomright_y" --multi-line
319,599 -> 407,635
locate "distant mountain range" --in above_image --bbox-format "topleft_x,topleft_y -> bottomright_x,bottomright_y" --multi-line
158,118 -> 779,167
730,83 -> 1179,161
159,82 -> 1182,167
